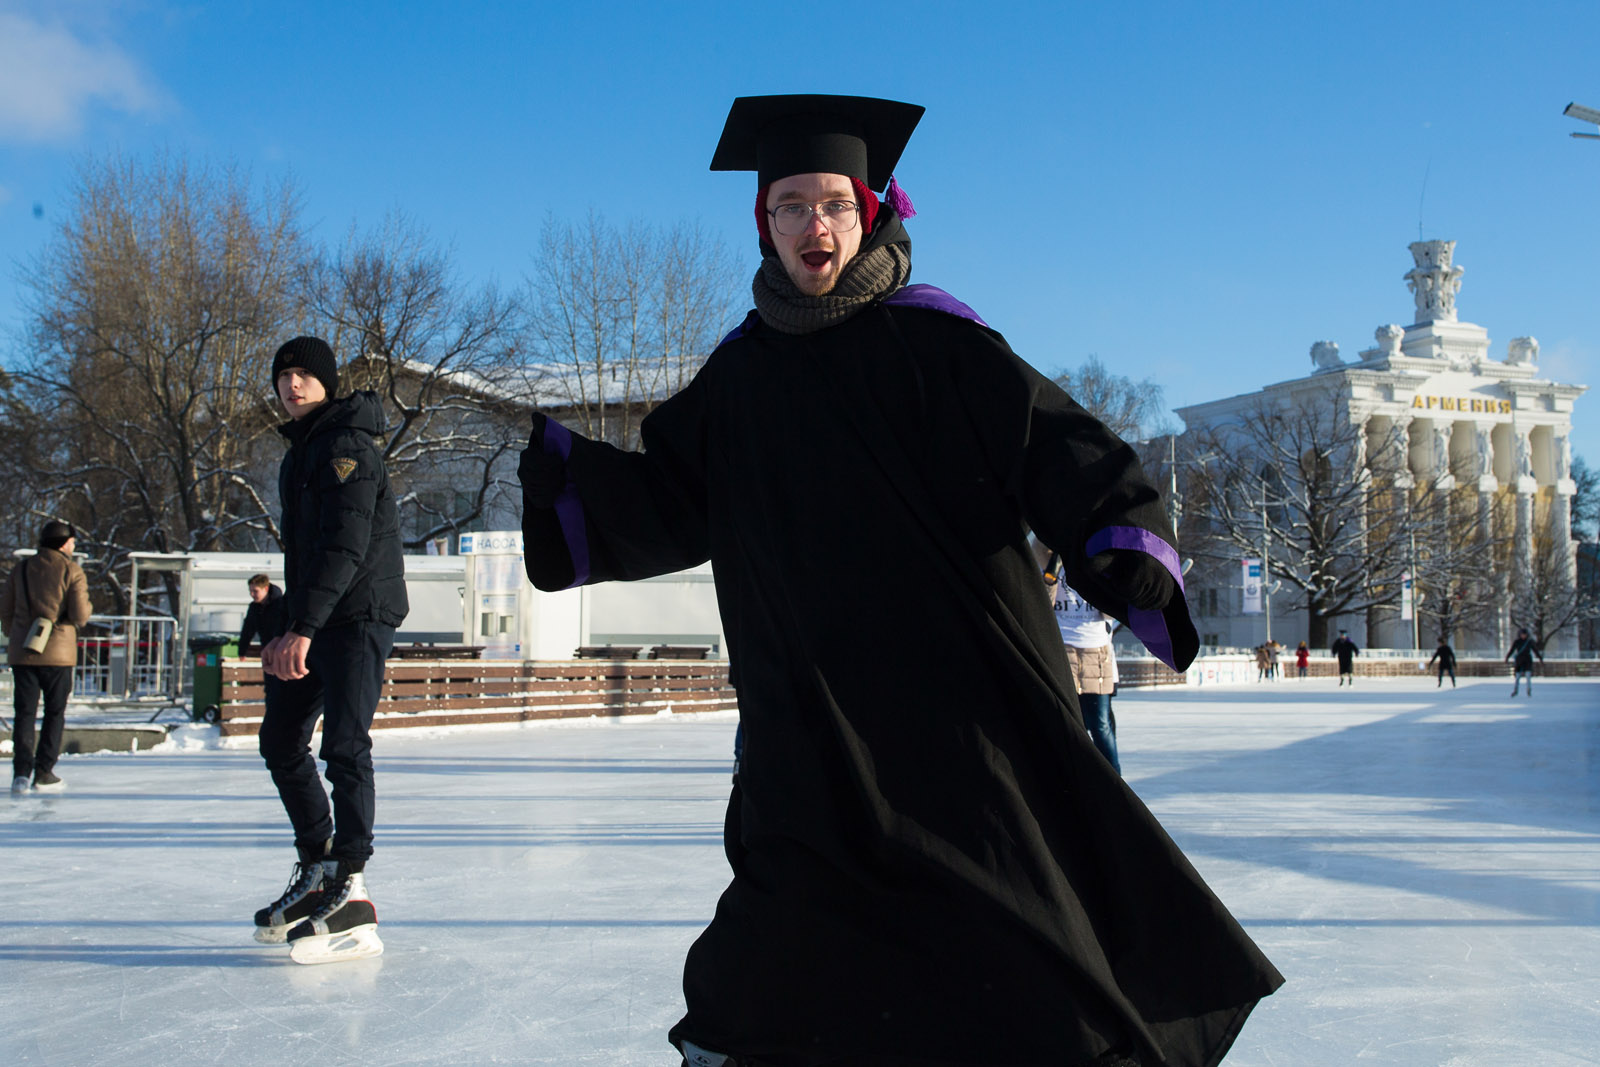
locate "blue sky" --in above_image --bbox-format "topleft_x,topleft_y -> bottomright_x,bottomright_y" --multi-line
2,0 -> 1596,465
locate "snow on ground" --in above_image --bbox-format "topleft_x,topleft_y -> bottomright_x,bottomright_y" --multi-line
3,677 -> 1597,1066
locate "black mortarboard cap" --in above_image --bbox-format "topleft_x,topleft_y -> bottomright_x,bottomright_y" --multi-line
710,94 -> 924,191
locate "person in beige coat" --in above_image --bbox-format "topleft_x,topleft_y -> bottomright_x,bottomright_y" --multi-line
3,521 -> 93,793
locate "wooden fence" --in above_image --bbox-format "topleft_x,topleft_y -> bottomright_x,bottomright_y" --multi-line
218,657 -> 738,738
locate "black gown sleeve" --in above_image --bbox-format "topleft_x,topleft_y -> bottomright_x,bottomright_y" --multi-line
521,372 -> 711,591
958,330 -> 1199,669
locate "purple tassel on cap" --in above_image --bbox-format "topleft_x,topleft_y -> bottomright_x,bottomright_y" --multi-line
885,175 -> 916,220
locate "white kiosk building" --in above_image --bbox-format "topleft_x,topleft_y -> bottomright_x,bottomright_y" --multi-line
1176,240 -> 1586,653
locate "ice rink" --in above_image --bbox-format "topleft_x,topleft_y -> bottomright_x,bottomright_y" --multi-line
4,675 -> 1598,1066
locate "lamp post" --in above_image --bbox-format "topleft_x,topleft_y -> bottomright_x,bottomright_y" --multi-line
1167,434 -> 1182,534
1564,101 -> 1600,140
1260,476 -> 1278,644
1409,528 -> 1420,652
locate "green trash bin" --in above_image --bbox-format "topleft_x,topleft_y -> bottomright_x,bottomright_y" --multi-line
188,634 -> 238,724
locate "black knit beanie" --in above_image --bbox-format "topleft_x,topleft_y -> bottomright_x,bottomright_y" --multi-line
271,336 -> 339,399
39,520 -> 75,550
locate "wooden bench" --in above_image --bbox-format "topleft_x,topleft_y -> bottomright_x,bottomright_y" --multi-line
648,644 -> 712,660
574,645 -> 643,660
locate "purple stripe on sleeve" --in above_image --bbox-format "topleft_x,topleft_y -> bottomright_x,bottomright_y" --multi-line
882,284 -> 989,327
1128,607 -> 1177,672
1084,526 -> 1184,593
542,419 -> 591,589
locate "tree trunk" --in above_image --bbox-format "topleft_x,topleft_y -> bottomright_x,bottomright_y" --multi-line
1307,610 -> 1329,650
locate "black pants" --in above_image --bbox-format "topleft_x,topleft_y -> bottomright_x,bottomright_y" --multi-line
11,665 -> 72,780
257,623 -> 393,865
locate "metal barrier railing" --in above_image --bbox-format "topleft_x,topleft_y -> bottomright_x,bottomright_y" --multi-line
73,615 -> 180,701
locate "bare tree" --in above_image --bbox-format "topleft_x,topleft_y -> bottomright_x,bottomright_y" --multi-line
1570,454 -> 1598,542
0,371 -> 51,549
1406,485 -> 1505,643
1184,388 -> 1422,647
1513,510 -> 1599,651
14,153 -> 304,612
1051,356 -> 1175,442
644,219 -> 743,398
525,212 -> 741,451
298,212 -> 526,548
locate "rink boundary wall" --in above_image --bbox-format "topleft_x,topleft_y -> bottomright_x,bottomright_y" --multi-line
215,658 -> 738,737
1121,654 -> 1600,688
207,654 -> 1597,738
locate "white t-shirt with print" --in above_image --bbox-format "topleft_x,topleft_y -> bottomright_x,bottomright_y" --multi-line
1054,583 -> 1113,648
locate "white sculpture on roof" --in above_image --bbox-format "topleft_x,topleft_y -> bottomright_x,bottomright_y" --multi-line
1405,240 -> 1464,324
1507,336 -> 1539,367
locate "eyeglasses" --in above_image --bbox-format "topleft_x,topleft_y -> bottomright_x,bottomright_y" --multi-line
766,199 -> 860,237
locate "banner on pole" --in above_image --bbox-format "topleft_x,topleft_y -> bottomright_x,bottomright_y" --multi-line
1242,558 -> 1262,615
1400,571 -> 1414,621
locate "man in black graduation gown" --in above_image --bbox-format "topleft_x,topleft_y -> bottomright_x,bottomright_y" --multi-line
519,95 -> 1282,1067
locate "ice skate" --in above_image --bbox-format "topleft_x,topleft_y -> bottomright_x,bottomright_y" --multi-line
30,770 -> 65,792
253,843 -> 331,944
287,864 -> 382,964
11,776 -> 29,796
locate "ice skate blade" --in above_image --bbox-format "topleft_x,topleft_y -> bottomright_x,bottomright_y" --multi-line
289,925 -> 383,965
253,924 -> 290,945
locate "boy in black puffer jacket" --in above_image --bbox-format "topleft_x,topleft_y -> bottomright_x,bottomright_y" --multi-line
252,335 -> 408,964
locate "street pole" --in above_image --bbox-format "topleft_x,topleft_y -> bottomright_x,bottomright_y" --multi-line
1262,476 -> 1272,644
1410,527 -> 1420,652
1168,435 -> 1181,533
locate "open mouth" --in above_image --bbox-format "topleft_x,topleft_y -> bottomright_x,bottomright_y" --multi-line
800,250 -> 833,269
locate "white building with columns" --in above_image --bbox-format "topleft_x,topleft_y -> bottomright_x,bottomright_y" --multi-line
1175,240 -> 1586,653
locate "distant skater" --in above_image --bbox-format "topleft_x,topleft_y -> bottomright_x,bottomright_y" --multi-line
3,522 -> 93,795
1505,627 -> 1542,697
1332,629 -> 1360,686
1295,641 -> 1309,679
238,573 -> 287,656
1426,636 -> 1456,688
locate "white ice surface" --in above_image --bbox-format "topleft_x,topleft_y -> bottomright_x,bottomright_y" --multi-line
3,677 -> 1598,1065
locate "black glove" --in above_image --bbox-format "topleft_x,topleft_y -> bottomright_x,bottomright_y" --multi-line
518,414 -> 567,509
1086,548 -> 1175,611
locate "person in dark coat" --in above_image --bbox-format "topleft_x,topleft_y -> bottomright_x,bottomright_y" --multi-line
251,336 -> 408,962
238,574 -> 287,655
3,521 -> 93,793
1332,629 -> 1360,685
519,95 -> 1281,1067
1505,627 -> 1542,697
1426,636 -> 1457,688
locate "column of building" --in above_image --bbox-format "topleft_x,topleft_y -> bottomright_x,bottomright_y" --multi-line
1548,431 -> 1579,654
1510,425 -> 1537,647
1471,425 -> 1501,651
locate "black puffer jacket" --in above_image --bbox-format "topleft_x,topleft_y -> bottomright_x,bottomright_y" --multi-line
277,391 -> 408,638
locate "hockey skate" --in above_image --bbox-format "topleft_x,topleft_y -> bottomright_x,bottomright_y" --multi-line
30,770 -> 65,792
253,843 -> 331,944
287,864 -> 383,964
